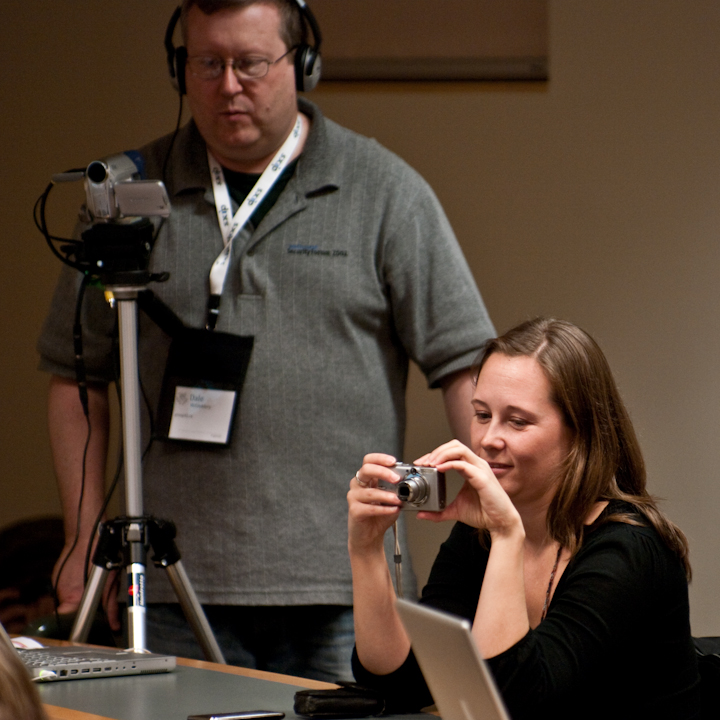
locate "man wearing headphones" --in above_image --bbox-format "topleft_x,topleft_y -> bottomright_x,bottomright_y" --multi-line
39,0 -> 494,682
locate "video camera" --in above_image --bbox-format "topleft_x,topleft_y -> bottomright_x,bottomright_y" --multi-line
37,151 -> 171,285
82,151 -> 170,222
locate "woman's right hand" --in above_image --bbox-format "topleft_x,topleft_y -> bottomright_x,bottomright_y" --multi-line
347,453 -> 403,555
348,454 -> 414,676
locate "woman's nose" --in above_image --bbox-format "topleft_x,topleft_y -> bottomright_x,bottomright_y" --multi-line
480,422 -> 505,451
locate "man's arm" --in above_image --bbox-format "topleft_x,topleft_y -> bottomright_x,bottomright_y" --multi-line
48,374 -> 111,619
440,368 -> 476,446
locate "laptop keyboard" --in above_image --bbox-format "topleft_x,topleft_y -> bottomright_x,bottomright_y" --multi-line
18,649 -> 108,668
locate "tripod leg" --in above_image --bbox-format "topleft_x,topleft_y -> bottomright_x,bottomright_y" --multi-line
70,564 -> 109,643
165,561 -> 226,664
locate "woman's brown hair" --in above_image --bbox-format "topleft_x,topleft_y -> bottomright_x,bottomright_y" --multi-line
474,317 -> 691,578
0,636 -> 48,720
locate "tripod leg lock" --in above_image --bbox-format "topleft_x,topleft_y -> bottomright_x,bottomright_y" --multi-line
91,519 -> 126,570
148,517 -> 182,567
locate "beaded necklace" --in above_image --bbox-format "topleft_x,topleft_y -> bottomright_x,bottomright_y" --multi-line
540,544 -> 563,621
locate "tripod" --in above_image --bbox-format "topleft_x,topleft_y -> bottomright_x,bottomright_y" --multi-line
69,281 -> 226,664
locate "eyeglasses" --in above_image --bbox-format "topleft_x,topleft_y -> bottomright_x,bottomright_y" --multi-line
186,47 -> 296,81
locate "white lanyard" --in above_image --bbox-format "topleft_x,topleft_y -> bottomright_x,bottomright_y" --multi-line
205,114 -> 302,328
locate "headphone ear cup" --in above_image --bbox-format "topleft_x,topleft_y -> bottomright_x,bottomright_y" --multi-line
294,44 -> 321,92
174,46 -> 188,95
164,6 -> 186,95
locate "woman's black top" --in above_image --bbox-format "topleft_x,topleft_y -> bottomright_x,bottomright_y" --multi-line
352,502 -> 701,719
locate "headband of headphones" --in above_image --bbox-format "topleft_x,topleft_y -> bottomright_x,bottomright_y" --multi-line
164,0 -> 322,95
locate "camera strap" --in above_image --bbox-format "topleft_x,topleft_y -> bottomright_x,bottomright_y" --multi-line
206,113 -> 303,330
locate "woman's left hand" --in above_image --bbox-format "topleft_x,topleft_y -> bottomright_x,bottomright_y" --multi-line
415,440 -> 522,538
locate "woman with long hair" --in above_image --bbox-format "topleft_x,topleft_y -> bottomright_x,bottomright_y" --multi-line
348,318 -> 700,719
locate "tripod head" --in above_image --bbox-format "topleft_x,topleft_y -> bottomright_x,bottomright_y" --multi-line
80,220 -> 170,288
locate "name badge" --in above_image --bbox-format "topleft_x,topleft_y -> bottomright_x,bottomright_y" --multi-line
168,386 -> 237,444
156,328 -> 253,446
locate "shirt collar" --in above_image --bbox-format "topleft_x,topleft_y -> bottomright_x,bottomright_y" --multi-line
163,98 -> 341,203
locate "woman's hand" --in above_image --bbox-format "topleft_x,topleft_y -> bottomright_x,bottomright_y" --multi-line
347,453 -> 403,556
348,453 -> 413,676
415,440 -> 522,538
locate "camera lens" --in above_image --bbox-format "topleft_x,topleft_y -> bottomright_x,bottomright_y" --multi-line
86,161 -> 109,184
397,472 -> 428,504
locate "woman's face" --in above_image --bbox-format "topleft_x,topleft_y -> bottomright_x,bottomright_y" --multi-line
471,353 -> 572,510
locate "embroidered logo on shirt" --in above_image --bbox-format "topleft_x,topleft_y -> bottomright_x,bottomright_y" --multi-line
287,244 -> 348,257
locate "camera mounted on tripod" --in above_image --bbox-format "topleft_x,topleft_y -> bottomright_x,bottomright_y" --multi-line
36,150 -> 171,286
34,150 -> 225,661
81,151 -> 170,285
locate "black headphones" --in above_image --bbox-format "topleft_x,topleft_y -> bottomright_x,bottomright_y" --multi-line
164,1 -> 322,95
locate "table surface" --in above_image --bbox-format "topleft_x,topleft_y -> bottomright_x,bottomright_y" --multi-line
38,656 -> 431,720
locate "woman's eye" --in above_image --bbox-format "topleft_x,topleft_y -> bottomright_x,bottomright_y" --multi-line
509,417 -> 529,428
474,411 -> 491,422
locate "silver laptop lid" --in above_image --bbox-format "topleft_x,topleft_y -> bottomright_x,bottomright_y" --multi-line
396,599 -> 510,720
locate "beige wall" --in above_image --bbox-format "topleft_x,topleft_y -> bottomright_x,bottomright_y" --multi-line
3,1 -> 720,634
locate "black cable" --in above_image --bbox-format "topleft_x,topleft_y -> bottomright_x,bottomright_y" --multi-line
51,419 -> 92,634
153,217 -> 167,246
33,176 -> 87,271
140,381 -> 157,454
73,277 -> 90,417
83,323 -> 122,588
162,93 -> 184,187
51,275 -> 95,634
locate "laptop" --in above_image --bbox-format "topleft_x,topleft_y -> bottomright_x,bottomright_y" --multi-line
0,620 -> 176,682
396,599 -> 511,720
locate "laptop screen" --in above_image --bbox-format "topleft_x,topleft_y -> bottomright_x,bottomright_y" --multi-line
396,599 -> 510,720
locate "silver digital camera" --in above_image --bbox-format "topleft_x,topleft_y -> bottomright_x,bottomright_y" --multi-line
378,463 -> 446,512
